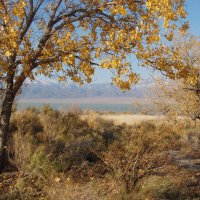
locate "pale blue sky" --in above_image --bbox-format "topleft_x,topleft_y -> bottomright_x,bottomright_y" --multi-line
186,0 -> 200,35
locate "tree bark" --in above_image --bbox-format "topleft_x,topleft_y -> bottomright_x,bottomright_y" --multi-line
0,89 -> 15,172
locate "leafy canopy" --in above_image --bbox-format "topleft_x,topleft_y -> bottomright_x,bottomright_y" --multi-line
0,0 -> 189,90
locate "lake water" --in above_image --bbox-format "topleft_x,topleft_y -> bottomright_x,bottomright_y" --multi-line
17,102 -> 136,113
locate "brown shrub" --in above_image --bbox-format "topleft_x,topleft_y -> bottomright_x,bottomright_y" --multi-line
102,122 -> 182,192
5,108 -> 200,199
10,110 -> 43,135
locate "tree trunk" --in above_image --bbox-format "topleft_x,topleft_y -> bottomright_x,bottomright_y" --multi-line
0,89 -> 15,172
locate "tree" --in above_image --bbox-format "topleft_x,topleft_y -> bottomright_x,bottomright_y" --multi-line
0,77 -> 4,107
0,0 -> 188,171
154,78 -> 200,121
154,33 -> 200,121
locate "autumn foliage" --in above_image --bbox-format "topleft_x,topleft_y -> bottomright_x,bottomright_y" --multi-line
0,0 -> 190,89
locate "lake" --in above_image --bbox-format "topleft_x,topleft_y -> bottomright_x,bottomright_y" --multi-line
17,102 -> 136,112
17,98 -> 141,112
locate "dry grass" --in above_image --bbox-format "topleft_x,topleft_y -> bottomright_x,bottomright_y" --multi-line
82,113 -> 163,125
1,107 -> 200,200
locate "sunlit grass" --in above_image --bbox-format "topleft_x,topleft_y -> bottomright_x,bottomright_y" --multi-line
82,113 -> 163,125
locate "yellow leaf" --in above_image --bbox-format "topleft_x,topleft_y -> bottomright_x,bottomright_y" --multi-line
54,177 -> 61,182
5,51 -> 12,57
67,177 -> 70,182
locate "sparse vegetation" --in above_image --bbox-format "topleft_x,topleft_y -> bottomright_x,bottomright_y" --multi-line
0,107 -> 200,199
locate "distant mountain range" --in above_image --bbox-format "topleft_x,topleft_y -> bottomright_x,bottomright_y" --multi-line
19,79 -> 155,99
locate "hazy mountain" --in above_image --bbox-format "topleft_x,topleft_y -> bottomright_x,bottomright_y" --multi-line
19,79 -> 154,99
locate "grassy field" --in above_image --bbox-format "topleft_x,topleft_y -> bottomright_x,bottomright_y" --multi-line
95,114 -> 162,125
0,107 -> 200,199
